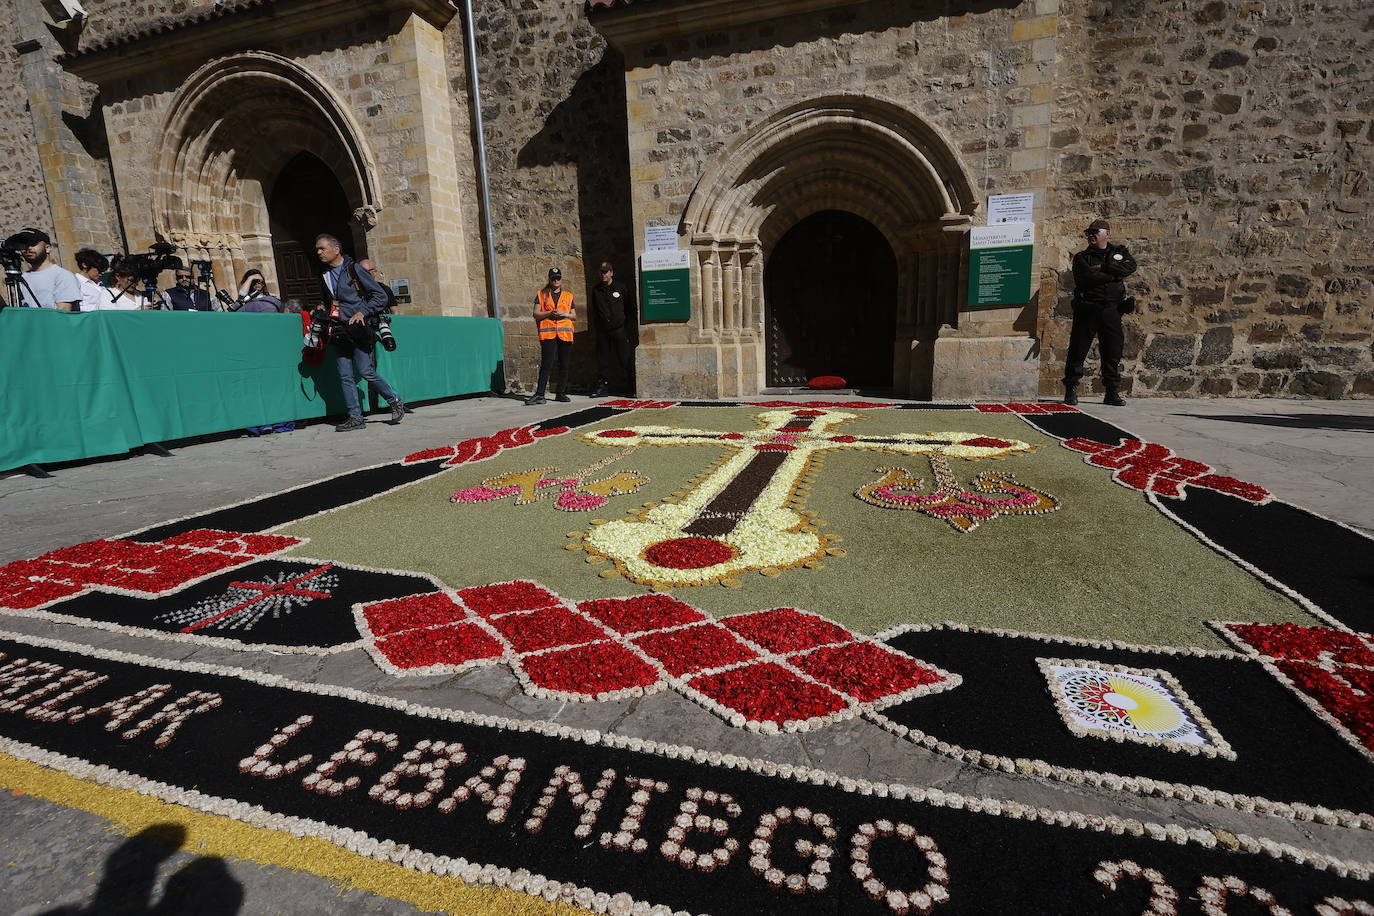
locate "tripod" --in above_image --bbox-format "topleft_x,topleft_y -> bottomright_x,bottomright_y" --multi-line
1,258 -> 41,310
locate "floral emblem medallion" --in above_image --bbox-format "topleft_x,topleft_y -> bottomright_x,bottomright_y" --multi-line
1039,658 -> 1234,758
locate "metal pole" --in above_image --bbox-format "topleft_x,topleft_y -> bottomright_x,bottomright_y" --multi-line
461,0 -> 501,320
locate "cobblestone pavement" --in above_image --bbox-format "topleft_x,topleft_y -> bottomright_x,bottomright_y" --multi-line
1,394 -> 1371,913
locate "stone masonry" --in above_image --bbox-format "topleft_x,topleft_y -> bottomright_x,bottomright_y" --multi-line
1043,0 -> 1374,398
1,0 -> 1369,397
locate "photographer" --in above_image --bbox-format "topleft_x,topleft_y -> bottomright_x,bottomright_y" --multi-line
160,267 -> 217,311
314,234 -> 405,431
11,228 -> 79,310
236,269 -> 285,313
1064,219 -> 1137,407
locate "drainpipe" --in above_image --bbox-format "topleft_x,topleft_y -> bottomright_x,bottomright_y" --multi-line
460,0 -> 501,320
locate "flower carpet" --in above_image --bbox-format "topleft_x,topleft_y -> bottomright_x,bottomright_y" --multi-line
1,400 -> 1372,914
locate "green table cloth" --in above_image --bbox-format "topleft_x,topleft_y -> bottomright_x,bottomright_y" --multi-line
1,309 -> 503,471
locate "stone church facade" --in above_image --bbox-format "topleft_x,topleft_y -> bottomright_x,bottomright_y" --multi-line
2,0 -> 1370,399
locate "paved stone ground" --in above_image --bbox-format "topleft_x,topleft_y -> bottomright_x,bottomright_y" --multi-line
1,394 -> 1372,914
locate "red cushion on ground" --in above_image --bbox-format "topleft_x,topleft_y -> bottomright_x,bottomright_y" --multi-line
807,376 -> 847,389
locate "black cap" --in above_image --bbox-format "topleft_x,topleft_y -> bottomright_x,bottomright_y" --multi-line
11,227 -> 51,246
1087,219 -> 1110,233
548,267 -> 562,279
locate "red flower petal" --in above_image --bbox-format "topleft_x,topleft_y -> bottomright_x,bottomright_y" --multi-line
458,581 -> 561,616
633,623 -> 759,676
577,595 -> 707,634
689,662 -> 848,723
723,608 -> 854,654
362,592 -> 467,637
376,623 -> 503,670
792,642 -> 945,702
489,606 -> 610,654
521,642 -> 661,696
643,537 -> 737,570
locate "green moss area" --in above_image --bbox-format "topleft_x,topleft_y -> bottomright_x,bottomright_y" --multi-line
280,407 -> 1316,649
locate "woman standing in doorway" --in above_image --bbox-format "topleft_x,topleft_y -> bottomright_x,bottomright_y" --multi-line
524,267 -> 575,405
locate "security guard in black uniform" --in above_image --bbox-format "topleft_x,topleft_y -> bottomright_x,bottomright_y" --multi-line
1065,219 -> 1137,406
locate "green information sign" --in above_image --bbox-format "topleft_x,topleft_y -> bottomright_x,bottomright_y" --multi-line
640,249 -> 692,321
965,223 -> 1035,309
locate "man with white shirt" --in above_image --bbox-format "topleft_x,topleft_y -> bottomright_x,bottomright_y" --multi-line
73,249 -> 138,311
12,228 -> 79,310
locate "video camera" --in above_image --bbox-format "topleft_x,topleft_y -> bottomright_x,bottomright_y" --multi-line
122,241 -> 182,283
1,228 -> 45,275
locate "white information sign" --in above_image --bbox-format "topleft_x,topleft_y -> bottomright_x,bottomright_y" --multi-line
640,249 -> 691,271
643,225 -> 679,252
969,223 -> 1035,250
987,193 -> 1035,225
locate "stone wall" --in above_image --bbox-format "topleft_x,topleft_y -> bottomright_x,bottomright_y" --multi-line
1043,0 -> 1374,398
614,0 -> 1056,234
469,0 -> 635,391
0,43 -> 52,245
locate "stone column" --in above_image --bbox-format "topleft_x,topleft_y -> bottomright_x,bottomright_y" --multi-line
372,14 -> 474,316
12,26 -> 119,254
721,245 -> 740,333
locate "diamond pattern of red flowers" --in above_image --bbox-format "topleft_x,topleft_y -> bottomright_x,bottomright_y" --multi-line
0,530 -> 303,611
1224,622 -> 1374,754
356,581 -> 957,731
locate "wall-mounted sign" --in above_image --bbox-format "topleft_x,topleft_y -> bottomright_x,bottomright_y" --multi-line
987,192 -> 1035,225
390,278 -> 412,305
965,223 -> 1034,309
640,249 -> 691,321
643,225 -> 679,252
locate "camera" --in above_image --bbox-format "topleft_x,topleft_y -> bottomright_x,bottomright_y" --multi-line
1,228 -> 45,275
122,242 -> 182,284
375,314 -> 397,351
304,312 -> 329,350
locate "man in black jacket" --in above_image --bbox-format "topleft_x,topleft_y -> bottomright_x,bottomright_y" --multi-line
162,267 -> 216,311
314,234 -> 405,431
1065,219 -> 1136,406
590,261 -> 634,397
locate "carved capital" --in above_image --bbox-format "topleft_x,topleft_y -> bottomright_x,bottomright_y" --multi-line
352,205 -> 382,230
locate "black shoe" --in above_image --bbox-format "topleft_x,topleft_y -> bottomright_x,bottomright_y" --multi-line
334,415 -> 366,432
555,393 -> 572,403
524,395 -> 546,406
1104,390 -> 1126,407
389,399 -> 406,424
591,384 -> 610,398
1063,386 -> 1079,406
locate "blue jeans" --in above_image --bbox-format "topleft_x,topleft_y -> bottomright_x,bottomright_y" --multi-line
335,345 -> 397,417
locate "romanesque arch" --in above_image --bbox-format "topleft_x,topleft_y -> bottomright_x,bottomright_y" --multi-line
151,51 -> 382,289
680,95 -> 977,395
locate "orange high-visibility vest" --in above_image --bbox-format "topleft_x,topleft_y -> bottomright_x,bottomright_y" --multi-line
537,289 -> 574,341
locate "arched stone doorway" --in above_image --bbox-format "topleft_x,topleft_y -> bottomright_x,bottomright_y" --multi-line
152,52 -> 381,301
268,152 -> 361,308
764,210 -> 897,388
672,94 -> 979,398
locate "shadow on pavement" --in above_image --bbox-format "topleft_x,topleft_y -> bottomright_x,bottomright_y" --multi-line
1175,413 -> 1374,433
42,824 -> 243,915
